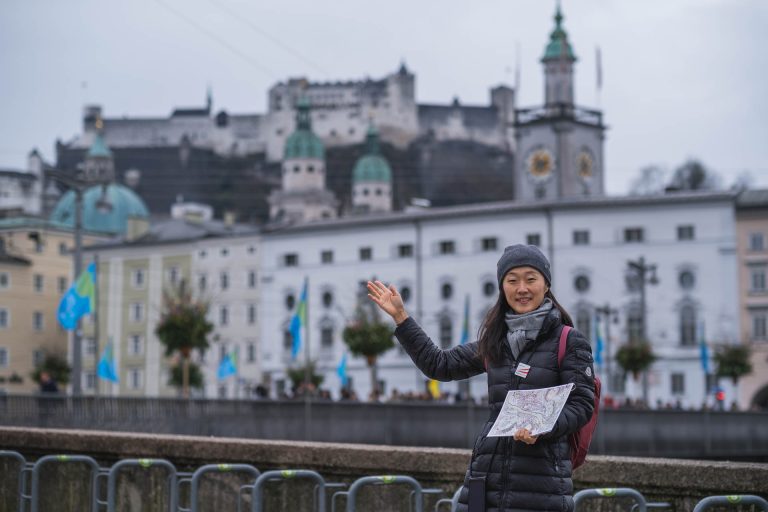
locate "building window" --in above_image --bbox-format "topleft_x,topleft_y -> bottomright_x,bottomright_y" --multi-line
198,274 -> 207,292
33,350 -> 44,367
624,228 -> 644,243
576,309 -> 592,338
574,275 -> 590,293
129,335 -> 143,356
680,304 -> 696,346
167,266 -> 180,286
283,330 -> 293,351
750,266 -> 767,293
398,244 -> 414,258
128,368 -> 143,390
220,272 -> 229,290
321,250 -> 334,264
439,316 -> 453,349
677,225 -> 695,241
58,277 -> 67,294
628,307 -> 643,344
526,233 -> 541,246
573,230 -> 590,246
284,253 -> 299,267
221,248 -> 229,257
33,311 -> 44,331
679,270 -> 695,290
439,240 -> 456,255
322,291 -> 333,308
132,269 -> 145,288
750,232 -> 765,252
359,247 -> 372,261
483,281 -> 496,297
321,327 -> 333,348
33,274 -> 43,292
481,237 -> 498,252
441,282 -> 453,300
85,373 -> 96,390
671,373 -> 685,395
130,303 -> 144,323
247,304 -> 257,325
248,271 -> 257,288
247,342 -> 256,363
84,337 -> 96,356
0,309 -> 8,328
34,238 -> 44,253
0,348 -> 8,368
285,294 -> 296,311
753,311 -> 767,341
58,242 -> 68,255
219,306 -> 229,326
400,286 -> 411,303
199,250 -> 207,258
0,273 -> 8,289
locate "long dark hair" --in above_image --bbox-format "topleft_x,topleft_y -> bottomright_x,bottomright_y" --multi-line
476,289 -> 573,365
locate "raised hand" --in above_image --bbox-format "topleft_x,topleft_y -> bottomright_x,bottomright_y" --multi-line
367,280 -> 409,324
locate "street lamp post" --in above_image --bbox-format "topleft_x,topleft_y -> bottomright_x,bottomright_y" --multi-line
627,256 -> 659,405
595,303 -> 619,396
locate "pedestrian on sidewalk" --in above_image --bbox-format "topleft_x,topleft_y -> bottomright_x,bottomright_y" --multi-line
367,244 -> 596,511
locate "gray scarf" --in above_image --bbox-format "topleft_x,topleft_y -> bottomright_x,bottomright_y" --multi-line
504,299 -> 553,361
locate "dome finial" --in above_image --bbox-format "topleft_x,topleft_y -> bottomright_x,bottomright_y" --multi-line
295,96 -> 312,131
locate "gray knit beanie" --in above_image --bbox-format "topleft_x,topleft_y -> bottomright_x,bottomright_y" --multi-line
496,244 -> 552,287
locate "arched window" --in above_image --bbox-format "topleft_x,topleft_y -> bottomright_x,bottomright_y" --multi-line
627,305 -> 643,343
439,316 -> 453,349
680,304 -> 696,346
576,308 -> 592,337
441,282 -> 453,300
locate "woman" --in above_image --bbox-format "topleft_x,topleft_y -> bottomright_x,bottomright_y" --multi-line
367,244 -> 595,512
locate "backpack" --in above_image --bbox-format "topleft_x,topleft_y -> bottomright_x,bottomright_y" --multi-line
558,325 -> 601,470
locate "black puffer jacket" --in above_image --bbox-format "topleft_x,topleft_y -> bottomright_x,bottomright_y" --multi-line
394,308 -> 595,512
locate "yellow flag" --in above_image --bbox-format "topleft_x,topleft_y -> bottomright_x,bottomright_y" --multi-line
428,379 -> 440,399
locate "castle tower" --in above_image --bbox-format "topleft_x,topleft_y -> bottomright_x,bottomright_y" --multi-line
351,124 -> 393,214
268,98 -> 338,223
542,2 -> 576,107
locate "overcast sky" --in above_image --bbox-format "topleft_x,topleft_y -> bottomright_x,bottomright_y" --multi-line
1,0 -> 766,194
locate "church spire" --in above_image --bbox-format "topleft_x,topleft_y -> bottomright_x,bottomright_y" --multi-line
541,1 -> 577,106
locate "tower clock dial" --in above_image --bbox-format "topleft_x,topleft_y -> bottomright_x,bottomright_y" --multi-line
527,148 -> 555,180
577,151 -> 594,179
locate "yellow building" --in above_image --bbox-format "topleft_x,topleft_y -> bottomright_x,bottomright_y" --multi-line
0,217 -> 105,393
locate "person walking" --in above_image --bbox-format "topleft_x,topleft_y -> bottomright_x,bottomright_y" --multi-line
367,244 -> 595,511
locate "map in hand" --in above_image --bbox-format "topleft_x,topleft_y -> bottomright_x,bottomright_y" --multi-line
488,383 -> 574,437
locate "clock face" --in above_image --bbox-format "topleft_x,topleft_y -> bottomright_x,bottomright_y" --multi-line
577,151 -> 594,179
527,148 -> 555,180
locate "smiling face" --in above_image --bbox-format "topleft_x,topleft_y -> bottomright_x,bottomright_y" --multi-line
502,266 -> 549,314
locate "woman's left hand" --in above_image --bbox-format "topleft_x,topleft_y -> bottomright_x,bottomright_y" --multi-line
513,428 -> 539,445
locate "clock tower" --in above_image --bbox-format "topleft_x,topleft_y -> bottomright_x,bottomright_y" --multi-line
514,3 -> 606,201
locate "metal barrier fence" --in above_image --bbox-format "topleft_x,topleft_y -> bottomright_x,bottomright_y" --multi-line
1,394 -> 768,459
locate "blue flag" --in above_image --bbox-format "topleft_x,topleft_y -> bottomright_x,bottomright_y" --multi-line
336,352 -> 348,387
57,262 -> 96,330
96,339 -> 119,383
289,278 -> 308,360
594,316 -> 604,366
217,347 -> 238,380
699,320 -> 710,374
460,294 -> 470,345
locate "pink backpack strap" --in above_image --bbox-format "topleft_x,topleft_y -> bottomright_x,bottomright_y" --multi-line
557,325 -> 572,367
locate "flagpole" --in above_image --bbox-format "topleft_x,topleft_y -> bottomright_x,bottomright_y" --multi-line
303,277 -> 312,441
93,254 -> 100,398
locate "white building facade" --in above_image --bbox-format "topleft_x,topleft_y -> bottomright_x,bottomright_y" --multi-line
258,191 -> 740,407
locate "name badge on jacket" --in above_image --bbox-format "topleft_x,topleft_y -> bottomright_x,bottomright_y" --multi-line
514,362 -> 531,378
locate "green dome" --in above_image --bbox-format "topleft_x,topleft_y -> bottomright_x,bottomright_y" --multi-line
50,183 -> 149,235
542,5 -> 576,62
284,97 -> 324,160
353,125 -> 391,183
88,132 -> 113,158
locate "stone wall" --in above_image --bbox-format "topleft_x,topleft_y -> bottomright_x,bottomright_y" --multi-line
1,427 -> 766,511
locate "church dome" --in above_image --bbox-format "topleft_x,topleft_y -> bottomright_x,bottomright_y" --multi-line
50,183 -> 149,235
353,125 -> 391,183
542,5 -> 576,61
284,97 -> 325,160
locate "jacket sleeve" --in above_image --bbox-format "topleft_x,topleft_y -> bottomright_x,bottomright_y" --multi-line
394,316 -> 486,381
539,328 -> 595,440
